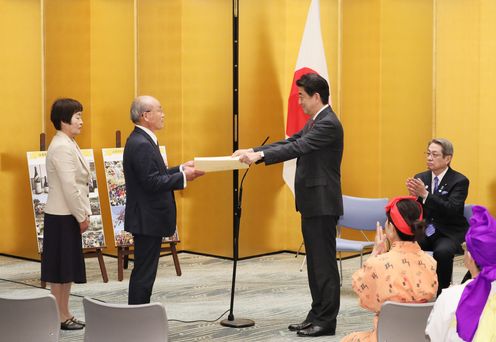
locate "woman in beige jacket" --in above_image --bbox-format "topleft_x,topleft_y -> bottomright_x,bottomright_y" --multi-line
41,98 -> 91,330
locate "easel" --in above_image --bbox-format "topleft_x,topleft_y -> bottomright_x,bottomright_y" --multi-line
83,248 -> 109,283
39,132 -> 109,288
113,130 -> 182,281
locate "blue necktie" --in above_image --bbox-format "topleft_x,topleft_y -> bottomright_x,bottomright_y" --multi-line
426,176 -> 439,237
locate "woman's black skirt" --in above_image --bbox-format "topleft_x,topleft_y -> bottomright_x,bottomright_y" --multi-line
41,213 -> 86,284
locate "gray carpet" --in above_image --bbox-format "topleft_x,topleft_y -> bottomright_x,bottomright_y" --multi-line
0,252 -> 467,341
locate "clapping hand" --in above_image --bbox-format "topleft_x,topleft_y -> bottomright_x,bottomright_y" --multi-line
372,221 -> 388,256
406,177 -> 428,199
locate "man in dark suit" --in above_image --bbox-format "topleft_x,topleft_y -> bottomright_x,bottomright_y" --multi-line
123,95 -> 203,305
234,73 -> 343,337
406,138 -> 469,295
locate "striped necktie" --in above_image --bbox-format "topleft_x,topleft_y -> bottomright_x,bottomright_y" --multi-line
426,176 -> 440,237
433,176 -> 439,194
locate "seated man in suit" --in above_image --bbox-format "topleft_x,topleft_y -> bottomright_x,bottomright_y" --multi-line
406,138 -> 469,295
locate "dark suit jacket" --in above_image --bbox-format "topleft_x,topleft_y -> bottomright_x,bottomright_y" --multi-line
414,167 -> 469,244
254,106 -> 343,218
123,127 -> 184,237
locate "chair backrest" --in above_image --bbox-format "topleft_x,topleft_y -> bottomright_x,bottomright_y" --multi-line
464,204 -> 473,223
338,195 -> 389,231
83,297 -> 168,342
0,293 -> 60,342
376,301 -> 434,342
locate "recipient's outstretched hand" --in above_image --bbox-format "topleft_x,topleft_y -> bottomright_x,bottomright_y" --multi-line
183,160 -> 205,181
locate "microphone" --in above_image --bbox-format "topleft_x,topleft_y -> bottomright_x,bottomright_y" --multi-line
254,136 -> 269,165
221,136 -> 269,328
240,136 -> 269,197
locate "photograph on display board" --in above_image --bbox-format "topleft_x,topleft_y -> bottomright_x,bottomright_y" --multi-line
27,151 -> 49,251
102,147 -> 179,247
27,149 -> 106,252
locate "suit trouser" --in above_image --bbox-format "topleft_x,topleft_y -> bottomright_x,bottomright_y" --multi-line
302,215 -> 340,329
419,234 -> 461,296
128,234 -> 163,305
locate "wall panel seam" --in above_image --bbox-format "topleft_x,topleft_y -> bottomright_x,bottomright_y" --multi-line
40,0 -> 46,133
432,0 -> 437,137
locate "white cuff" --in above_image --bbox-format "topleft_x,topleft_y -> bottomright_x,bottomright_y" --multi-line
181,170 -> 187,188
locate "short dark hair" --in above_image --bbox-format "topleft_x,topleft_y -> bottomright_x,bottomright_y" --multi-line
295,73 -> 330,105
50,98 -> 83,130
386,199 -> 426,242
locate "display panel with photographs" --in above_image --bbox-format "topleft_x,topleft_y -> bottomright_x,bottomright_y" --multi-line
102,147 -> 179,247
27,149 -> 106,252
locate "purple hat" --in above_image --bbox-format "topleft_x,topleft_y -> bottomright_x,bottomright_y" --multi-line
456,206 -> 496,341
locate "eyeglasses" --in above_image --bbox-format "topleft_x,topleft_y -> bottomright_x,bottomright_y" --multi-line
142,108 -> 163,115
424,151 -> 443,158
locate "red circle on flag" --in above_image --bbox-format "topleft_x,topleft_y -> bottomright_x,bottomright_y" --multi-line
286,67 -> 320,137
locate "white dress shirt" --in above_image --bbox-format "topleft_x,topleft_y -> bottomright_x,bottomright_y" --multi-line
135,125 -> 186,187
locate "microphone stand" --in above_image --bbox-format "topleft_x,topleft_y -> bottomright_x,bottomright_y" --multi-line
221,136 -> 269,328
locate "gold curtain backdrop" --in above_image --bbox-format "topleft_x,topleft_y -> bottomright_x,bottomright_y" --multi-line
0,0 -> 495,260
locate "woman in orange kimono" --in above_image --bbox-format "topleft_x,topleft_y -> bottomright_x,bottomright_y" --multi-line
342,196 -> 438,342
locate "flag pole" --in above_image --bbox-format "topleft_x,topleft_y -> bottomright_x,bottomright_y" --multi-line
220,0 -> 255,328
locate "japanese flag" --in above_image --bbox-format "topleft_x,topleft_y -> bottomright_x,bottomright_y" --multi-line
283,0 -> 330,195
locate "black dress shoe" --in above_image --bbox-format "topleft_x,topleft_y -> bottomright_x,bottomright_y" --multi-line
296,324 -> 335,337
288,321 -> 312,331
60,319 -> 84,330
70,317 -> 85,327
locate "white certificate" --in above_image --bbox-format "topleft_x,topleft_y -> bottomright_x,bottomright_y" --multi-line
194,156 -> 249,172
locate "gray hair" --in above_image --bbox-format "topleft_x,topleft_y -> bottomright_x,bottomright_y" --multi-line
428,138 -> 454,156
130,96 -> 155,124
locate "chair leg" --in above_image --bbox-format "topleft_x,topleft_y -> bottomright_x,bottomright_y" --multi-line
170,243 -> 182,276
299,255 -> 306,272
96,249 -> 109,283
339,252 -> 343,287
117,247 -> 124,281
296,240 -> 304,258
359,251 -> 363,267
